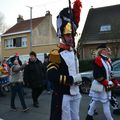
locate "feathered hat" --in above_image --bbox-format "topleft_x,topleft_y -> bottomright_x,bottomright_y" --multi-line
96,43 -> 107,49
57,0 -> 82,38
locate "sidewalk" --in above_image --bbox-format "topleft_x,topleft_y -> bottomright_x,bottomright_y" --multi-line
0,88 -> 51,120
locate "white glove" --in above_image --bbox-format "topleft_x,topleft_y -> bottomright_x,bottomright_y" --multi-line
73,73 -> 82,84
108,81 -> 113,86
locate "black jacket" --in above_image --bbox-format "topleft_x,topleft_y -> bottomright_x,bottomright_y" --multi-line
47,48 -> 74,95
23,58 -> 44,88
93,55 -> 111,80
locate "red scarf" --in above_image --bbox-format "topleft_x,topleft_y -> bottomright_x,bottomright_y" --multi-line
57,43 -> 70,50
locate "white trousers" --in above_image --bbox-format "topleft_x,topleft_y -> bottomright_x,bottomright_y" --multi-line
62,94 -> 81,120
88,100 -> 114,120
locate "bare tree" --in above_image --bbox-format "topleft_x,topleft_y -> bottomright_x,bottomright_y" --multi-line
0,11 -> 9,33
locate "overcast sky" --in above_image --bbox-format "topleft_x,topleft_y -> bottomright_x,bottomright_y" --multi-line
0,0 -> 120,33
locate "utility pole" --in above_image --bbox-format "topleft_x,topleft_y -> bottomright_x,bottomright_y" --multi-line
26,6 -> 33,52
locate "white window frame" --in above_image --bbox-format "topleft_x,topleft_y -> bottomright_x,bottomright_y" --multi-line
5,36 -> 27,48
5,38 -> 13,48
22,37 -> 27,47
100,25 -> 111,32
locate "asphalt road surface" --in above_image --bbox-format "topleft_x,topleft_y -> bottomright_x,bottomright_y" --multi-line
0,88 -> 120,120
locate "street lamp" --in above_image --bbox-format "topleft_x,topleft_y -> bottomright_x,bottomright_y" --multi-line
26,6 -> 33,52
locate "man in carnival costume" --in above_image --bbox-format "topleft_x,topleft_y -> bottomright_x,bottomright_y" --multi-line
85,43 -> 119,120
47,0 -> 82,120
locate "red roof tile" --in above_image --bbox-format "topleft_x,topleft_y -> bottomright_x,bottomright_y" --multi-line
4,16 -> 45,34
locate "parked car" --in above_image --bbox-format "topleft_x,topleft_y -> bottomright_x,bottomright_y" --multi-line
79,60 -> 120,94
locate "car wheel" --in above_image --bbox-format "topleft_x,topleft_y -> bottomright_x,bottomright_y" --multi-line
79,77 -> 91,94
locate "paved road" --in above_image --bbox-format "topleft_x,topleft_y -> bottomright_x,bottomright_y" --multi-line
0,88 -> 120,120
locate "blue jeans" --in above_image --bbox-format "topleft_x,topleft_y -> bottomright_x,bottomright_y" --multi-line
47,80 -> 53,91
10,82 -> 27,109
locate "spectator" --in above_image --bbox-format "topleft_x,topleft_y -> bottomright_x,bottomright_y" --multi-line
10,59 -> 29,112
23,51 -> 44,108
8,52 -> 22,67
0,61 -> 6,96
0,60 -> 10,96
2,59 -> 10,91
43,55 -> 53,94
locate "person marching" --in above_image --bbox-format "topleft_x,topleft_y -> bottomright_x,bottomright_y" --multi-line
47,0 -> 82,120
88,47 -> 120,116
85,43 -> 119,120
23,51 -> 45,108
10,59 -> 29,112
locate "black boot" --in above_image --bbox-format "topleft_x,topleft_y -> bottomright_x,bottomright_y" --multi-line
113,109 -> 120,115
33,102 -> 39,108
85,114 -> 94,120
94,109 -> 98,115
33,100 -> 39,108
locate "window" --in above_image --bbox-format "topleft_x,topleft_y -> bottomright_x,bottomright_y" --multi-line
22,37 -> 27,47
5,38 -> 13,48
13,37 -> 21,47
5,36 -> 27,48
100,25 -> 111,32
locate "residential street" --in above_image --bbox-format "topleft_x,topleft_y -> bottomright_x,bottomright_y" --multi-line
0,88 -> 120,120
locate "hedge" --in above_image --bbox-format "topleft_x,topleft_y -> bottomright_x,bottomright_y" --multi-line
79,60 -> 93,72
79,58 -> 120,72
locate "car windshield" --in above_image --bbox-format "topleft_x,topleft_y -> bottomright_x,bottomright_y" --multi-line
112,62 -> 120,71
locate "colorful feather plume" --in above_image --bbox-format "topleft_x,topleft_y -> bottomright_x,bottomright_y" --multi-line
73,0 -> 82,26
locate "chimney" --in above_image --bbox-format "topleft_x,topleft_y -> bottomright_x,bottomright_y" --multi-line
17,15 -> 24,23
45,10 -> 51,16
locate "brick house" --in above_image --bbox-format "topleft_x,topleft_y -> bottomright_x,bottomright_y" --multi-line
78,5 -> 120,60
1,11 -> 59,58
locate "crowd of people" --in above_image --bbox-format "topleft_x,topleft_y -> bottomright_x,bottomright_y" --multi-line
0,51 -> 51,120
